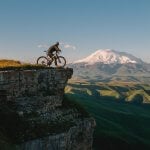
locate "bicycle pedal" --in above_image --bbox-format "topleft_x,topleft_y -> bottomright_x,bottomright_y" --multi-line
47,62 -> 52,65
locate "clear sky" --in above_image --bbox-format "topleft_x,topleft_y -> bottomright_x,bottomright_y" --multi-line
0,0 -> 150,63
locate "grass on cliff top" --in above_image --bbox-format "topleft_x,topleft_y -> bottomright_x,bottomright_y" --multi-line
0,59 -> 67,70
0,59 -> 47,70
0,59 -> 21,66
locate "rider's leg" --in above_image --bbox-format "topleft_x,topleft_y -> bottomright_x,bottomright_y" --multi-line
50,53 -> 57,66
54,59 -> 57,66
47,53 -> 53,66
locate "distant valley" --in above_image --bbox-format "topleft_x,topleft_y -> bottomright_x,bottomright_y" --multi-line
66,50 -> 150,149
65,80 -> 150,150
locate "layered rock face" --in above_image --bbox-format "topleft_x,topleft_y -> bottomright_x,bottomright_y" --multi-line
0,68 -> 73,106
0,68 -> 95,150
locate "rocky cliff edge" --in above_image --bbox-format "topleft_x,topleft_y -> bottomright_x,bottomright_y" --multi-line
0,67 -> 95,150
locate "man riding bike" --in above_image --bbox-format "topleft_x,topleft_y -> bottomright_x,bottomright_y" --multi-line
37,41 -> 66,67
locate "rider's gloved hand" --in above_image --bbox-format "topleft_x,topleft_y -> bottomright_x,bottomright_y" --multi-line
57,50 -> 61,53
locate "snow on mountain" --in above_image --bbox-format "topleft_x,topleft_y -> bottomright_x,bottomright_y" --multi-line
74,49 -> 143,65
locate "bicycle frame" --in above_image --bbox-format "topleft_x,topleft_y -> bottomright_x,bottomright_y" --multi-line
47,52 -> 60,65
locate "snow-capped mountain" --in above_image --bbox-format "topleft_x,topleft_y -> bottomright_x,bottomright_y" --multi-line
74,49 -> 143,65
69,49 -> 150,83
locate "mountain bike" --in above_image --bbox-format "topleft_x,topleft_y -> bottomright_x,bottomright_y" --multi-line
37,50 -> 66,67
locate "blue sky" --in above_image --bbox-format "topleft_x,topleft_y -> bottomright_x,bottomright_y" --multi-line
0,0 -> 150,63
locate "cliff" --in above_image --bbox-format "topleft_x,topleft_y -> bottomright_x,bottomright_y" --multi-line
0,67 -> 95,150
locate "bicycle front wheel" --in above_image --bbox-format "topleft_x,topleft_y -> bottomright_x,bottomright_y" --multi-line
37,56 -> 49,66
56,56 -> 66,67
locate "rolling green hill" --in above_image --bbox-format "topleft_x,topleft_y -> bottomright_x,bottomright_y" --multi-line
65,80 -> 150,150
66,80 -> 150,104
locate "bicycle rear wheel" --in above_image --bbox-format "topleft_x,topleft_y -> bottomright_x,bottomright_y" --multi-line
37,56 -> 49,66
56,56 -> 66,67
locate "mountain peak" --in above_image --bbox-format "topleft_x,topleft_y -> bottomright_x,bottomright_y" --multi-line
74,49 -> 143,65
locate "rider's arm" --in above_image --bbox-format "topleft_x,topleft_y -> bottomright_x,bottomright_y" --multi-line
54,46 -> 61,51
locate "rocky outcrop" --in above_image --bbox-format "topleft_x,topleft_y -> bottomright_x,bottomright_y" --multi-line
0,67 -> 95,150
18,118 -> 95,150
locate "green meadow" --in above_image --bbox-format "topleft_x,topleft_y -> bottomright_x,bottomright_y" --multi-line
65,80 -> 150,150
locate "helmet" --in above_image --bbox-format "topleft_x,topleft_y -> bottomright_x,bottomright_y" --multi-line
56,42 -> 59,45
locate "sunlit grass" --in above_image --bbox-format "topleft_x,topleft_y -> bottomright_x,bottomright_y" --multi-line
65,86 -> 74,94
0,59 -> 21,67
67,80 -> 150,103
98,89 -> 120,99
126,90 -> 150,103
0,59 -> 47,70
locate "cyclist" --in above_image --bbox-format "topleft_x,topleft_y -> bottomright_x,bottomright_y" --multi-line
47,42 -> 61,58
37,41 -> 66,67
